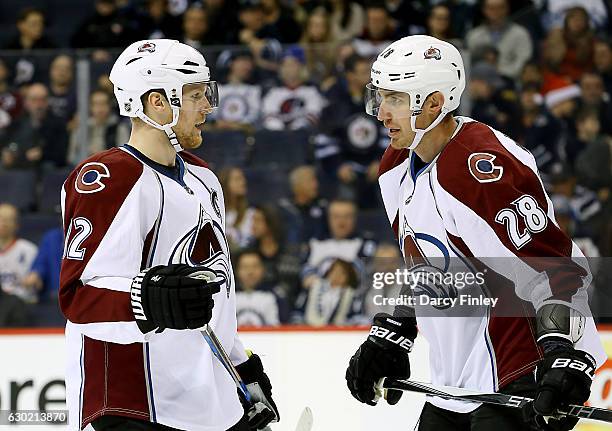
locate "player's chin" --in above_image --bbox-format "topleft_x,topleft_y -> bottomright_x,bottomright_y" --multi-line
182,133 -> 203,150
390,136 -> 410,149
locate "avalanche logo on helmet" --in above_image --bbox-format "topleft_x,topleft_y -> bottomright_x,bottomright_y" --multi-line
424,47 -> 442,60
137,42 -> 156,53
75,162 -> 110,194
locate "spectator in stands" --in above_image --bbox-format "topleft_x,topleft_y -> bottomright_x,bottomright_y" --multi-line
426,3 -> 462,48
0,288 -> 28,327
235,250 -> 288,326
0,59 -> 22,137
260,0 -> 302,43
465,0 -> 533,79
594,40 -> 612,95
518,83 -> 564,175
300,7 -> 336,85
67,89 -> 130,165
212,52 -> 262,130
138,0 -> 183,40
21,226 -> 63,303
574,109 -> 612,196
248,205 -> 301,301
327,0 -> 365,42
520,61 -> 544,91
542,0 -> 610,33
542,6 -> 596,84
0,203 -> 38,303
278,165 -> 328,247
293,257 -> 362,326
181,4 -> 210,52
47,55 -> 77,129
3,7 -> 56,87
551,195 -> 600,258
262,47 -> 325,130
1,83 -> 68,169
352,2 -> 399,58
203,0 -> 241,45
361,242 -> 403,319
577,72 -> 612,136
238,0 -> 283,73
71,0 -> 138,48
468,62 -> 521,139
219,166 -> 256,250
301,199 -> 377,290
315,54 -> 385,208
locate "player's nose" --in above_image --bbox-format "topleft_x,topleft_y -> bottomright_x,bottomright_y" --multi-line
377,104 -> 390,122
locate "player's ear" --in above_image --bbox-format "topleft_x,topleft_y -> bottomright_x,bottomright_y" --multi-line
425,91 -> 445,116
147,91 -> 167,113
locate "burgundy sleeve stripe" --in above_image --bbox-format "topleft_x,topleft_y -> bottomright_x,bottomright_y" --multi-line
61,282 -> 133,324
378,145 -> 409,177
437,123 -> 584,301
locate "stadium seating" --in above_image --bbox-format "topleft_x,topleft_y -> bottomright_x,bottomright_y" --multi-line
190,130 -> 248,169
249,130 -> 311,169
0,170 -> 37,211
243,166 -> 291,205
39,168 -> 71,214
19,213 -> 61,244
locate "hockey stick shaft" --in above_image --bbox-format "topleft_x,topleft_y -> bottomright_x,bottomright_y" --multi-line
383,379 -> 612,424
201,325 -> 253,404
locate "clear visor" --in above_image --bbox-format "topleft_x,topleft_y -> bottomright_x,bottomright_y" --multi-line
364,83 -> 413,119
178,81 -> 219,113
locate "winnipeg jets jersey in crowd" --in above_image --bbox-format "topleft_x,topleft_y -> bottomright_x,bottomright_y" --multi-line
59,146 -> 247,431
212,83 -> 261,126
0,238 -> 37,302
262,84 -> 325,130
378,117 -> 606,413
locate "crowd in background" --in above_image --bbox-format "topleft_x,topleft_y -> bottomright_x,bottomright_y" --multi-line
0,0 -> 611,327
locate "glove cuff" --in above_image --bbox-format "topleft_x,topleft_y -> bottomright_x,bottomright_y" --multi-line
369,313 -> 417,353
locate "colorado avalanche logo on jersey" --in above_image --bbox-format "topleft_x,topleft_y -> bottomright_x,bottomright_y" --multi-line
170,206 -> 232,297
468,153 -> 503,183
400,217 -> 455,309
424,47 -> 442,60
75,162 -> 110,194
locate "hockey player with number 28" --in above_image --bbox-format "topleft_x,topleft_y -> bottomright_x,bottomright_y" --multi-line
59,40 -> 278,431
345,35 -> 606,430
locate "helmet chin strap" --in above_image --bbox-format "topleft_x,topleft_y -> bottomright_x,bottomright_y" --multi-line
408,107 -> 449,150
137,108 -> 184,152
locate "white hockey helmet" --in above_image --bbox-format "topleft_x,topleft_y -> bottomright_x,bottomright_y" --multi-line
365,35 -> 465,149
109,39 -> 218,152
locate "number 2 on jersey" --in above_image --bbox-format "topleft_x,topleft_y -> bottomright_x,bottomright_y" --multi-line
495,195 -> 547,249
63,217 -> 93,260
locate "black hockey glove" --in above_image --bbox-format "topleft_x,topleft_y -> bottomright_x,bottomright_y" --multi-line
523,304 -> 596,430
346,313 -> 416,406
130,264 -> 223,334
236,352 -> 279,430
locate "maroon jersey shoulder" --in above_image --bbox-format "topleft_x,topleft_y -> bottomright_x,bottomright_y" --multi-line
180,151 -> 209,169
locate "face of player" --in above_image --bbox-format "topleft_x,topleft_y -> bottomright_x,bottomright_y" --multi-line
375,89 -> 416,149
173,83 -> 214,150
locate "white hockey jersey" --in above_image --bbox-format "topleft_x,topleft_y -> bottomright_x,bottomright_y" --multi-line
378,117 -> 606,413
0,238 -> 37,302
59,146 -> 247,430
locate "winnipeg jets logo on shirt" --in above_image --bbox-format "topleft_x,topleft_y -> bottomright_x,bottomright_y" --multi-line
75,162 -> 110,194
468,153 -> 503,183
169,206 -> 232,297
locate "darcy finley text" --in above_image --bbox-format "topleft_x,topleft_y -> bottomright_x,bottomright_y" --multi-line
372,294 -> 499,308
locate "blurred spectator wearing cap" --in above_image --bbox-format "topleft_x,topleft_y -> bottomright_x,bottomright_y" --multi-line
71,0 -> 139,49
47,55 -> 77,130
328,0 -> 366,42
594,40 -> 612,95
469,61 -> 521,139
545,81 -> 581,131
278,165 -> 328,247
1,83 -> 68,170
465,0 -> 533,79
352,2 -> 401,58
67,89 -> 130,165
262,47 -> 325,131
518,83 -> 565,175
576,72 -> 612,136
0,59 -> 22,138
300,7 -> 337,85
314,54 -> 386,208
0,203 -> 38,304
426,3 -> 463,49
542,6 -> 596,85
3,8 -> 57,87
181,3 -> 212,52
235,250 -> 289,326
211,52 -> 262,131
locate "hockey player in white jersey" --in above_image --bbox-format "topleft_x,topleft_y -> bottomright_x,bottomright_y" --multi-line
59,40 -> 278,431
345,35 -> 606,430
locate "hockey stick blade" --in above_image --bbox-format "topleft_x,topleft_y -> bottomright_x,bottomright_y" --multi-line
383,379 -> 612,424
295,407 -> 313,431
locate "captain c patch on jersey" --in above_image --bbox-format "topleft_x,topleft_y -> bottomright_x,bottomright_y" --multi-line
75,162 -> 111,194
467,152 -> 503,183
